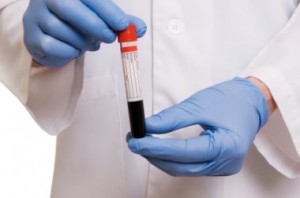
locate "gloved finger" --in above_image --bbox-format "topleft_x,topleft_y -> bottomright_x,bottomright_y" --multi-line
126,132 -> 152,143
146,101 -> 204,134
27,33 -> 80,68
126,132 -> 132,143
81,0 -> 129,31
127,132 -> 221,163
128,15 -> 147,38
82,1 -> 148,41
38,12 -> 100,51
46,0 -> 117,42
147,157 -> 214,176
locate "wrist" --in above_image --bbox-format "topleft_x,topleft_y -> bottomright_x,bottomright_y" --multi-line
247,76 -> 277,115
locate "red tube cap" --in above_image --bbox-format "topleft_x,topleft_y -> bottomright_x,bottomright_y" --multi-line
118,24 -> 137,42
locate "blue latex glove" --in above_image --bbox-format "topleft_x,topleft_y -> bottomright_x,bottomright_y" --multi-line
127,78 -> 269,176
23,0 -> 146,68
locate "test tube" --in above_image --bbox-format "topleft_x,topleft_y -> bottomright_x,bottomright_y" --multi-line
118,24 -> 146,138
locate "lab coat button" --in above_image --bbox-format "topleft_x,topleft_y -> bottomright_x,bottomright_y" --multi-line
167,19 -> 184,34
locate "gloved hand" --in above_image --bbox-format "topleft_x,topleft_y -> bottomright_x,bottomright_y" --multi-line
127,78 -> 269,176
23,0 -> 146,68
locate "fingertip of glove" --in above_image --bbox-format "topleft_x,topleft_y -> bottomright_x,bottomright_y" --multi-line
126,132 -> 141,152
126,132 -> 132,142
137,26 -> 147,38
128,15 -> 147,38
127,139 -> 139,153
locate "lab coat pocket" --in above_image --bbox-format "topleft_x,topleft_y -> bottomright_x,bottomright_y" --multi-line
80,75 -> 118,99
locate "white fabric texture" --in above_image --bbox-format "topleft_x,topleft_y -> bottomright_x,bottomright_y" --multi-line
241,5 -> 300,177
0,0 -> 84,135
2,0 -> 300,197
0,0 -> 31,103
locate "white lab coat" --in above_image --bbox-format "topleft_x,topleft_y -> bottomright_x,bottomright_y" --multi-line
1,0 -> 300,197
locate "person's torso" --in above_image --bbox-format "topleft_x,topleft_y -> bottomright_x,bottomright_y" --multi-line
51,1 -> 300,198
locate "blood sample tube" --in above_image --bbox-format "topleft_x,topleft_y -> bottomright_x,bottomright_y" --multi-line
118,24 -> 146,138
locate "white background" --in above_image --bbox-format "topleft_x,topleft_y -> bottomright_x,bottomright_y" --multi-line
0,83 -> 55,198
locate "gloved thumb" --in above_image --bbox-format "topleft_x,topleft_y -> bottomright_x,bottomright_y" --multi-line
146,101 -> 201,134
128,15 -> 147,38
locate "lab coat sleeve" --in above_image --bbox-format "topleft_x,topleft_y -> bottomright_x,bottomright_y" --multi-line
0,0 -> 31,103
241,5 -> 300,178
0,0 -> 84,135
